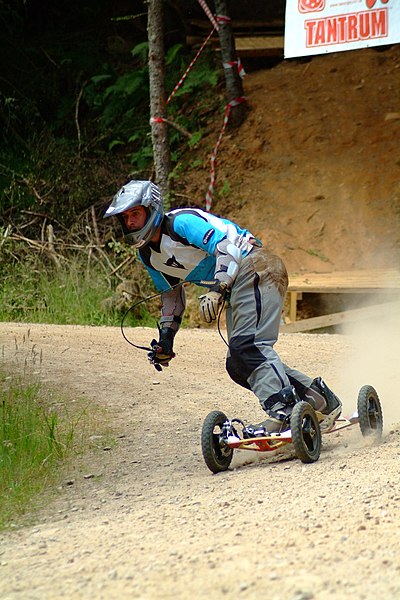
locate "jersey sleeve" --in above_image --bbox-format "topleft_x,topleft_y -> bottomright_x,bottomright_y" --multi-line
172,213 -> 226,255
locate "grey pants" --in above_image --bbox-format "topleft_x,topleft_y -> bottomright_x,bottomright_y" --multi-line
225,247 -> 313,407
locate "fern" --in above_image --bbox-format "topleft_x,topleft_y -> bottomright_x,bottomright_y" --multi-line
84,42 -> 220,167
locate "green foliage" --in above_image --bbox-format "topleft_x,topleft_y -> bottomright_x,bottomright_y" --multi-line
0,5 -> 222,223
0,152 -> 35,214
188,131 -> 204,148
84,42 -> 220,169
190,158 -> 203,169
131,41 -> 150,62
170,59 -> 218,98
0,4 -> 225,331
0,136 -> 128,230
0,253 -> 142,326
219,180 -> 232,198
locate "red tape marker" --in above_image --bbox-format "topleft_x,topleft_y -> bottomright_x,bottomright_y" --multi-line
205,97 -> 246,212
223,59 -> 246,79
216,15 -> 231,23
151,2 -> 246,214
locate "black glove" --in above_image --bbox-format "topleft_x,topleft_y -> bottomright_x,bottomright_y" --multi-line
198,281 -> 228,323
148,327 -> 176,369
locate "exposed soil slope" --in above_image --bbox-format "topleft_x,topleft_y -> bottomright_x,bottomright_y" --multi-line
180,45 -> 400,274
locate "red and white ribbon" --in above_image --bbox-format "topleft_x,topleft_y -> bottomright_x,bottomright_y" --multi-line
216,15 -> 231,24
151,2 -> 246,213
205,97 -> 246,212
223,59 -> 246,79
166,27 -> 216,105
197,0 -> 219,31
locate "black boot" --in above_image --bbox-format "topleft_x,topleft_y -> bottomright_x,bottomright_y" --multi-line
244,386 -> 299,437
310,377 -> 342,417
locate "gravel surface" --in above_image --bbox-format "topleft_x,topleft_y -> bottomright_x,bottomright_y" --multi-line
1,320 -> 400,600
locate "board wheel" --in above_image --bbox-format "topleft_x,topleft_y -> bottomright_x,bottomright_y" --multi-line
357,385 -> 383,440
291,401 -> 322,463
201,410 -> 233,474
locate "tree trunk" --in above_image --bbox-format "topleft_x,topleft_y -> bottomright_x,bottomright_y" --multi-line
213,0 -> 248,128
147,0 -> 171,196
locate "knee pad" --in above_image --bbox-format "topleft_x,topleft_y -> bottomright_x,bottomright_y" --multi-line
226,356 -> 251,390
227,334 -> 266,383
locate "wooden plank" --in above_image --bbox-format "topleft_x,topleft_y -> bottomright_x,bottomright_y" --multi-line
235,36 -> 284,56
234,36 -> 284,49
288,269 -> 400,293
186,35 -> 284,57
188,19 -> 284,31
289,291 -> 298,323
280,301 -> 400,333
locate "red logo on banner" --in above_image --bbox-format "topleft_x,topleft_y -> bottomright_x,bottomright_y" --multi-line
298,0 -> 325,12
366,0 -> 388,7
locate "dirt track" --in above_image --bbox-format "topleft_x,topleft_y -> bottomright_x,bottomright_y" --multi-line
1,321 -> 400,600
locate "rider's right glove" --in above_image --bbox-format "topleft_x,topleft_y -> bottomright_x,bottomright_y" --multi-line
198,281 -> 228,323
149,327 -> 176,368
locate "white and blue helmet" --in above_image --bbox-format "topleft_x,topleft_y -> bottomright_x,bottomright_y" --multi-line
104,180 -> 164,248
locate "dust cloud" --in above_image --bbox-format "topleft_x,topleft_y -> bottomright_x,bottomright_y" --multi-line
339,295 -> 400,430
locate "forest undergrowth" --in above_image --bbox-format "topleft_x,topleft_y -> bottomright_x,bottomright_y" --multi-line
1,26 -> 224,327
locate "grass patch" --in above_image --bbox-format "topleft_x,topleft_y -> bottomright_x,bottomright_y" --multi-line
0,332 -> 107,530
0,252 -> 212,329
0,251 -> 161,327
0,258 -> 122,325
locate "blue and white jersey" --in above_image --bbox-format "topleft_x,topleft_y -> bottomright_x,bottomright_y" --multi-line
138,208 -> 256,292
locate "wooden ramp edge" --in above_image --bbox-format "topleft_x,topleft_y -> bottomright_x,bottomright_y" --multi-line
287,269 -> 400,293
280,300 -> 400,333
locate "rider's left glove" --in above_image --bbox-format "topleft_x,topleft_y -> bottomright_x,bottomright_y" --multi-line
198,281 -> 228,323
149,327 -> 176,367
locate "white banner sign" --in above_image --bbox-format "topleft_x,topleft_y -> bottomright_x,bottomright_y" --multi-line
284,0 -> 400,58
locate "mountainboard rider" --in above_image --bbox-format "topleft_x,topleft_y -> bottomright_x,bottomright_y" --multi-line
104,180 -> 342,436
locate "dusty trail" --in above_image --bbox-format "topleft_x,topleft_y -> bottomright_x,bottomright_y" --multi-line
0,321 -> 400,600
